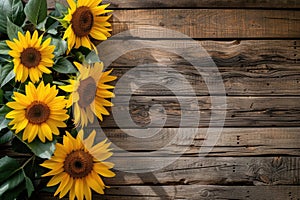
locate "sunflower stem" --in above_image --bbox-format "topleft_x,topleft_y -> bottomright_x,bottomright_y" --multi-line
21,155 -> 35,169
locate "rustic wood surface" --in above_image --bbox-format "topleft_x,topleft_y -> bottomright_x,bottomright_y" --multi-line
110,9 -> 300,38
100,96 -> 300,127
1,0 -> 299,199
47,0 -> 300,9
109,40 -> 300,96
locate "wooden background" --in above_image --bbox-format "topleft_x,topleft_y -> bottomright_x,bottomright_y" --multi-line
16,0 -> 300,199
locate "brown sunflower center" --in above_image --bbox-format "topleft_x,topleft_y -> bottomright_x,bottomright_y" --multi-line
26,101 -> 50,124
78,77 -> 97,108
64,150 -> 94,178
20,47 -> 41,68
71,6 -> 94,37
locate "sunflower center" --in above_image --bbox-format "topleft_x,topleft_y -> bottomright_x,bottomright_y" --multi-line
64,150 -> 94,178
26,101 -> 50,124
78,77 -> 97,108
21,48 -> 41,68
71,6 -> 94,37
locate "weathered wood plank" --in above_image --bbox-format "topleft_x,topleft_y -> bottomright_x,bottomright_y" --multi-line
41,185 -> 300,200
109,40 -> 300,67
110,9 -> 300,38
106,40 -> 300,96
47,0 -> 300,9
100,96 -> 300,128
104,156 -> 300,186
102,128 -> 300,156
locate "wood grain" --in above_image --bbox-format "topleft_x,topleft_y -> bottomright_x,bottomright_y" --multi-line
103,156 -> 300,185
100,96 -> 300,128
106,39 -> 300,96
110,9 -> 300,38
47,0 -> 300,9
101,128 -> 300,156
41,185 -> 300,200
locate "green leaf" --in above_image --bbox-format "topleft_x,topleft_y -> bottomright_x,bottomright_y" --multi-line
11,136 -> 32,154
0,62 -> 15,88
0,41 -> 10,55
0,170 -> 24,197
35,16 -> 47,31
0,118 -> 9,132
0,88 -> 3,104
85,50 -> 100,64
3,90 -> 13,102
0,105 -> 10,119
23,170 -> 34,197
54,2 -> 67,16
42,73 -> 53,84
0,156 -> 19,181
1,183 -> 25,200
0,130 -> 13,144
6,17 -> 23,41
0,157 -> 35,199
0,0 -> 25,34
53,57 -> 77,74
51,37 -> 67,57
24,0 -> 47,26
27,139 -> 56,159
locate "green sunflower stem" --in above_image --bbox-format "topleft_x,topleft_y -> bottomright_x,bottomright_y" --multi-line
21,155 -> 35,169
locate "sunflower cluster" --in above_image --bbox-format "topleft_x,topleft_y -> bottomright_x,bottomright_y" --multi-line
0,0 -> 116,199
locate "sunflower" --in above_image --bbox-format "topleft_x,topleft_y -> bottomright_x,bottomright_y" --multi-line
59,62 -> 116,127
6,31 -> 55,83
6,82 -> 69,143
62,0 -> 112,52
41,129 -> 115,200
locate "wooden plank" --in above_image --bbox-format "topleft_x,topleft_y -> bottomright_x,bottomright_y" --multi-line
40,185 -> 300,200
109,40 -> 300,67
102,156 -> 300,185
101,96 -> 300,128
107,39 -> 300,96
47,0 -> 300,9
110,9 -> 300,38
101,128 -> 300,156
110,65 -> 300,96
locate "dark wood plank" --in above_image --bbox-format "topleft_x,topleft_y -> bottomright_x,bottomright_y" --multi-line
110,9 -> 300,38
47,0 -> 300,9
100,96 -> 300,128
105,39 -> 300,95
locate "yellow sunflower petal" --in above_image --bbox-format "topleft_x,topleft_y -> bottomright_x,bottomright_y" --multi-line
86,171 -> 104,194
67,0 -> 76,11
46,172 -> 66,186
94,162 -> 115,177
59,176 -> 73,198
75,179 -> 84,200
